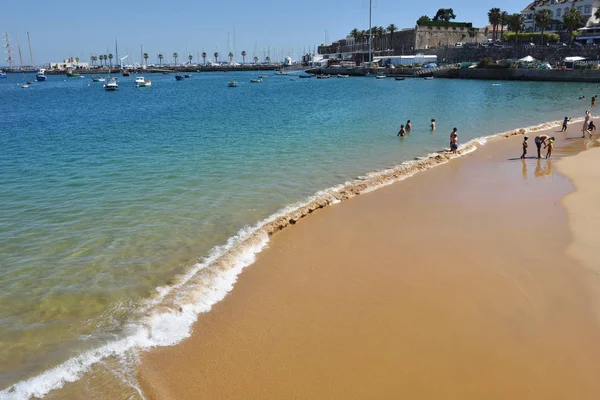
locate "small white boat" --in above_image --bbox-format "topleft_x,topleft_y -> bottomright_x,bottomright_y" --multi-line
424,76 -> 434,80
104,77 -> 118,91
316,74 -> 330,79
250,78 -> 262,83
21,84 -> 29,88
337,74 -> 350,78
289,77 -> 296,81
274,70 -> 288,75
36,69 -> 47,81
258,75 -> 268,78
228,80 -> 238,87
375,74 -> 386,79
91,76 -> 105,82
135,76 -> 152,87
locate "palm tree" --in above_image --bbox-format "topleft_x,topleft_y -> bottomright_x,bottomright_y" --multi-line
143,52 -> 148,66
253,56 -> 259,64
563,7 -> 584,45
595,7 -> 600,21
241,50 -> 247,64
500,11 -> 509,42
214,52 -> 219,63
535,9 -> 553,45
228,52 -> 234,64
386,24 -> 397,50
265,56 -> 270,63
488,8 -> 502,41
108,53 -> 113,67
173,52 -> 178,65
188,54 -> 193,64
507,13 -> 525,45
158,53 -> 163,66
377,26 -> 385,50
202,52 -> 207,65
91,55 -> 97,66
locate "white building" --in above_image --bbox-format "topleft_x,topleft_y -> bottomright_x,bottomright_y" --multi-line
49,57 -> 89,69
521,0 -> 599,32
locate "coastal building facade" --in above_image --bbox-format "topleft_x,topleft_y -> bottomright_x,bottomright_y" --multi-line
317,24 -> 485,64
521,0 -> 600,32
49,57 -> 89,70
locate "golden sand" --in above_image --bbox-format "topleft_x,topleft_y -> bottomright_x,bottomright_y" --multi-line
134,128 -> 600,400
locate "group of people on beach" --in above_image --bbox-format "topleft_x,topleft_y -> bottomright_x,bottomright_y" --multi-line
397,119 -> 458,153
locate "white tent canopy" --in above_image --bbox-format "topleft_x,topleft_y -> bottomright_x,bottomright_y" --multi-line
564,56 -> 586,62
519,55 -> 536,62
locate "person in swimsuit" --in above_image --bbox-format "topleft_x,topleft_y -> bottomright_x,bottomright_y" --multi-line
521,136 -> 528,159
587,121 -> 597,137
450,128 -> 458,153
534,134 -> 550,159
583,110 -> 591,137
430,119 -> 436,131
397,125 -> 406,137
592,96 -> 597,106
561,117 -> 571,132
546,137 -> 555,159
406,120 -> 412,132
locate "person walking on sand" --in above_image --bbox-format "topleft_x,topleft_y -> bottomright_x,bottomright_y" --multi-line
430,119 -> 436,131
583,110 -> 591,137
521,136 -> 528,159
561,117 -> 571,132
406,120 -> 412,132
546,137 -> 555,159
450,128 -> 458,154
534,134 -> 550,159
397,125 -> 406,137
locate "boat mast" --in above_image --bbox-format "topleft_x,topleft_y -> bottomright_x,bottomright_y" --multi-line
3,32 -> 13,69
368,0 -> 372,66
115,39 -> 119,68
27,32 -> 34,67
16,34 -> 23,68
140,44 -> 143,66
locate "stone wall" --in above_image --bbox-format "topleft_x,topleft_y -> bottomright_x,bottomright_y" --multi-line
414,26 -> 486,49
437,68 -> 600,82
423,45 -> 600,64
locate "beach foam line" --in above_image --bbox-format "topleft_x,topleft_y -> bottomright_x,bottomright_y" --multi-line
0,118 -> 571,400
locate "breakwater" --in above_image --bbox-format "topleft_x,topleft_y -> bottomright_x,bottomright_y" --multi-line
44,65 -> 282,75
435,68 -> 600,82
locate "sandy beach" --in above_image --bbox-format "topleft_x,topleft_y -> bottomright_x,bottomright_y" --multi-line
137,128 -> 600,400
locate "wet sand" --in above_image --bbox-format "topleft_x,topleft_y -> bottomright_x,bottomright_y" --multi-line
137,130 -> 600,399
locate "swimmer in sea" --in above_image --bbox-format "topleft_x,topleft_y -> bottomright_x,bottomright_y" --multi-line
397,125 -> 406,137
430,119 -> 436,130
406,120 -> 412,132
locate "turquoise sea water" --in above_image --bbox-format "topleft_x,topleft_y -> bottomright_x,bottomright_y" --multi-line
0,71 -> 596,398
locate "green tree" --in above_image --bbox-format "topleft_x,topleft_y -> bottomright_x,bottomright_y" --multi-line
377,26 -> 385,50
143,52 -> 148,65
158,53 -> 163,66
188,54 -> 193,64
202,52 -> 207,65
595,7 -> 600,20
350,28 -> 360,51
417,15 -> 431,25
108,53 -> 113,66
500,11 -> 509,41
535,9 -> 553,45
563,7 -> 584,44
433,8 -> 456,23
241,50 -> 247,64
507,13 -> 525,44
488,8 -> 501,41
91,55 -> 97,66
173,52 -> 178,65
253,55 -> 258,64
228,52 -> 234,64
265,56 -> 270,63
387,24 -> 397,50
214,52 -> 219,63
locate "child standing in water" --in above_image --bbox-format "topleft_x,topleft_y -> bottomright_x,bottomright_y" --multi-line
450,128 -> 458,153
430,119 -> 436,130
397,125 -> 406,137
546,137 -> 555,159
521,136 -> 528,159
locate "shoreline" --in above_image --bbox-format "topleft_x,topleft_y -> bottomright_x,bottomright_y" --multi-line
0,117 -> 591,399
137,122 -> 600,399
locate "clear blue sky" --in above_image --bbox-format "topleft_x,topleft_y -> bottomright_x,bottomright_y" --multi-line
1,0 -> 526,65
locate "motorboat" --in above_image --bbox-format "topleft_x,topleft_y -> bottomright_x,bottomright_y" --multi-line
337,74 -> 350,78
258,75 -> 268,78
184,73 -> 192,78
375,74 -> 386,79
424,76 -> 434,80
274,70 -> 288,75
0,70 -> 6,78
316,74 -> 330,79
250,78 -> 262,83
103,77 -> 118,91
91,76 -> 105,82
228,80 -> 238,87
175,75 -> 184,81
122,70 -> 130,77
21,84 -> 29,88
66,71 -> 80,77
299,74 -> 313,79
395,77 -> 406,81
36,69 -> 47,81
135,76 -> 152,87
